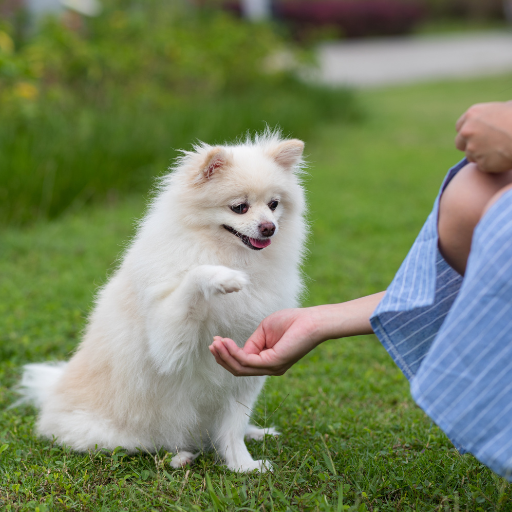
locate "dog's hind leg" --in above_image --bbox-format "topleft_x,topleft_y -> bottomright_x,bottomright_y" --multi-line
144,265 -> 248,373
170,450 -> 200,468
245,424 -> 280,441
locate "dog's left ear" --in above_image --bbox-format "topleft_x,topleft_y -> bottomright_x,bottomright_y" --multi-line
269,139 -> 304,170
199,147 -> 231,182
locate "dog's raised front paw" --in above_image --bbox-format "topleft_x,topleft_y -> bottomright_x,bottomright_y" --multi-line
209,267 -> 249,295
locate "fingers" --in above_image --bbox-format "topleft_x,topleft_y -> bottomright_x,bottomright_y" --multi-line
475,154 -> 512,175
209,337 -> 274,377
455,111 -> 467,133
455,102 -> 512,173
209,339 -> 235,371
455,132 -> 467,152
222,337 -> 262,366
455,118 -> 484,168
213,336 -> 254,365
243,321 -> 272,355
455,104 -> 483,132
209,340 -> 247,375
455,110 -> 473,153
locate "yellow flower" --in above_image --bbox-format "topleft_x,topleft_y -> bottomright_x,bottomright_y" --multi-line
14,82 -> 39,100
0,31 -> 14,54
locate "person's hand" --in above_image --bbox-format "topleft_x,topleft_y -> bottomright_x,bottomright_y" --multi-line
209,308 -> 324,376
456,101 -> 512,174
209,292 -> 384,377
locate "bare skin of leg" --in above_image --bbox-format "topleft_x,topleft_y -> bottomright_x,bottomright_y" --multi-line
438,163 -> 512,276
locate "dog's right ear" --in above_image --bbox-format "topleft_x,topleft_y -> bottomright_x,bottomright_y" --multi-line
268,139 -> 305,170
197,147 -> 231,183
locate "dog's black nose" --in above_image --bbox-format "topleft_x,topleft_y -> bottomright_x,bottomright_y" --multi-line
259,222 -> 275,237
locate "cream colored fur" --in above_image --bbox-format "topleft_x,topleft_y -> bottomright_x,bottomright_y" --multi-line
18,132 -> 307,472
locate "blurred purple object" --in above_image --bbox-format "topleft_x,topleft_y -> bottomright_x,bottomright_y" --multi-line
222,1 -> 242,15
280,0 -> 426,38
221,0 -> 425,37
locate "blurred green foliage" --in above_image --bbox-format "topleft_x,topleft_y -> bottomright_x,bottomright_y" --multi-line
0,0 -> 357,226
1,1 -> 290,99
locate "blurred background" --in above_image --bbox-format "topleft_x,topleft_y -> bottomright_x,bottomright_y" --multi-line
0,0 -> 511,226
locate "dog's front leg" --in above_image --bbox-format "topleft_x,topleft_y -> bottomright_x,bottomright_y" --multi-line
213,390 -> 271,473
145,265 -> 248,373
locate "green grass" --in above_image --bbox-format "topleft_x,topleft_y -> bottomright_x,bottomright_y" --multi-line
2,74 -> 512,511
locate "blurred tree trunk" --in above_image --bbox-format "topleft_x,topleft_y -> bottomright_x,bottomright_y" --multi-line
240,0 -> 271,20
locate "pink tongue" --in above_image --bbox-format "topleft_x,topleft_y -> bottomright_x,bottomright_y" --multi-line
250,238 -> 271,249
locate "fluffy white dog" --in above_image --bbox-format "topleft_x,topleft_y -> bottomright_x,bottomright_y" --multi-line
19,132 -> 307,472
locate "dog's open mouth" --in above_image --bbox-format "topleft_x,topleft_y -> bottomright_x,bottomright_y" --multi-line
223,225 -> 272,250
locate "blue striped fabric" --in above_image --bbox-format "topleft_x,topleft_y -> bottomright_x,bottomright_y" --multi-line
371,159 -> 512,480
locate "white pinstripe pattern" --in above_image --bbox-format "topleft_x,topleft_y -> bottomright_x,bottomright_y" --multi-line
391,288 -> 459,348
463,372 -> 512,443
401,328 -> 444,360
483,428 -> 512,468
385,270 -> 457,337
406,351 -> 429,371
428,300 -> 512,424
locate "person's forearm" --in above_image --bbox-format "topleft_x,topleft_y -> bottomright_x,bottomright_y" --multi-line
309,291 -> 385,345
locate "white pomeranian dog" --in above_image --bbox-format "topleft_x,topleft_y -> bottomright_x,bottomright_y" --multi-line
18,131 -> 307,472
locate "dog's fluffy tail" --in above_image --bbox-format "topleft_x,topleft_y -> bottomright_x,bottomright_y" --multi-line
13,362 -> 67,409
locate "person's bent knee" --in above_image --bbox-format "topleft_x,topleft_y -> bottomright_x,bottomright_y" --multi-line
438,163 -> 512,275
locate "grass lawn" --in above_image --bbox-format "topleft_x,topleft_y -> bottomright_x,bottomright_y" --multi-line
2,74 -> 512,511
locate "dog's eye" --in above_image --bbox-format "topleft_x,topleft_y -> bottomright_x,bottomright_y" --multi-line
268,200 -> 279,211
231,203 -> 249,214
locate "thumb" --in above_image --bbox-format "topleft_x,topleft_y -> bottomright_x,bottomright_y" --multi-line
242,322 -> 270,355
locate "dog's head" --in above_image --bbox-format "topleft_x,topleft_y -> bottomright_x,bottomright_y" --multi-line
172,133 -> 306,253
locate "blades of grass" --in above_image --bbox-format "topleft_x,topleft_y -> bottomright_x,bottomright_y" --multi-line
225,477 -> 242,507
224,476 -> 232,501
280,450 -> 300,471
285,449 -> 310,495
337,483 -> 344,512
206,472 -> 224,512
240,483 -> 248,502
133,484 -> 187,511
320,434 -> 337,477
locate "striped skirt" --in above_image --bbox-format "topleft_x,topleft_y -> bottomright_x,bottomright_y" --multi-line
371,158 -> 512,480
